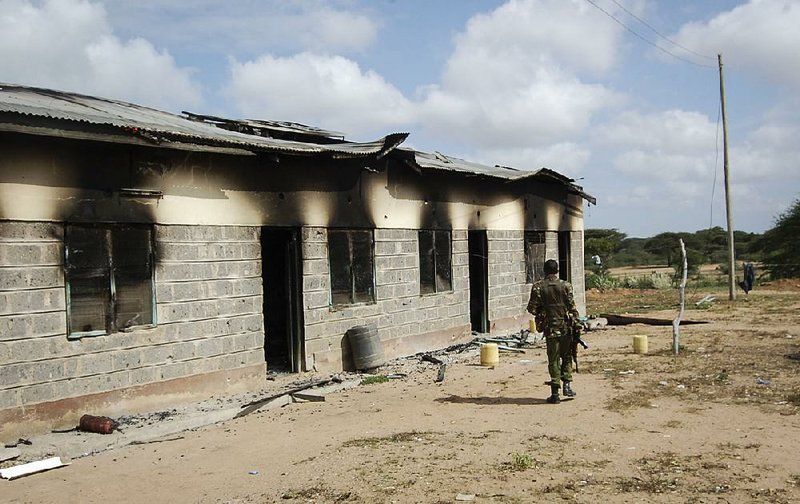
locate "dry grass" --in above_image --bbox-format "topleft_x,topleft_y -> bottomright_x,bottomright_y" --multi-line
340,431 -> 435,448
280,485 -> 357,502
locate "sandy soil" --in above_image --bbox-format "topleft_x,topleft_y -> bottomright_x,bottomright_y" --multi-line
3,285 -> 800,503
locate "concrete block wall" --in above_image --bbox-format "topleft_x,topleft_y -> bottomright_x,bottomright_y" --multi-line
486,230 -> 529,329
0,222 -> 265,415
301,227 -> 470,372
569,230 -> 586,316
0,222 -> 65,412
153,225 -> 265,377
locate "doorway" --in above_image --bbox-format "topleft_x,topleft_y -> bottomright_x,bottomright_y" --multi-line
558,231 -> 571,281
261,227 -> 304,372
468,230 -> 489,333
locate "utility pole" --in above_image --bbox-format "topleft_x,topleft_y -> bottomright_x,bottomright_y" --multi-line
718,53 -> 736,301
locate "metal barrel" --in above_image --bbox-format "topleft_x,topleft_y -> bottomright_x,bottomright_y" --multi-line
346,324 -> 385,371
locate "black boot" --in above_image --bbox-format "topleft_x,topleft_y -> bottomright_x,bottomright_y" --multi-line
546,384 -> 560,404
563,380 -> 576,398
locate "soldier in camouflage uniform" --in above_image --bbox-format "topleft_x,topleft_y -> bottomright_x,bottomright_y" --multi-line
526,259 -> 580,404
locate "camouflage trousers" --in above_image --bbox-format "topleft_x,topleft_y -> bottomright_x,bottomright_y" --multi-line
545,331 -> 573,386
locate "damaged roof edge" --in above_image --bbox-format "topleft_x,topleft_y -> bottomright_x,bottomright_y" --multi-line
0,83 -> 408,159
405,149 -> 596,205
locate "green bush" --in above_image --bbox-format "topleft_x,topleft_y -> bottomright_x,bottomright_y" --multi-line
586,270 -> 619,290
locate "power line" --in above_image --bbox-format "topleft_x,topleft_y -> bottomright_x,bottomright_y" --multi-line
583,0 -> 715,69
710,103 -> 721,229
610,0 -> 716,61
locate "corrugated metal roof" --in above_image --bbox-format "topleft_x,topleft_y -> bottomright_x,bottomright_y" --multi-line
0,83 -> 406,157
182,111 -> 346,140
406,149 -> 596,204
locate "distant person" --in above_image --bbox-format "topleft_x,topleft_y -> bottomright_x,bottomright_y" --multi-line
738,262 -> 755,294
591,255 -> 602,267
526,259 -> 580,404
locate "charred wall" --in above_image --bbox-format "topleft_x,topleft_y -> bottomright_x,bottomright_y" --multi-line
0,133 -> 584,233
0,131 -> 588,415
301,227 -> 471,372
0,220 -> 264,437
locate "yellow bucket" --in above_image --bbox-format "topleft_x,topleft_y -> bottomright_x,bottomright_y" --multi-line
529,319 -> 537,333
633,335 -> 648,354
480,343 -> 499,366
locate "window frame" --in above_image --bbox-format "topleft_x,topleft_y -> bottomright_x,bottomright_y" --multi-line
524,231 -> 547,284
418,229 -> 453,294
64,223 -> 156,339
327,229 -> 376,306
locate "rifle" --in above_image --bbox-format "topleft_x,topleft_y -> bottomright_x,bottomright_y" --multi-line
569,319 -> 588,372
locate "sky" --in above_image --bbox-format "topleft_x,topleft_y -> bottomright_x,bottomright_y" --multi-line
1,0 -> 798,237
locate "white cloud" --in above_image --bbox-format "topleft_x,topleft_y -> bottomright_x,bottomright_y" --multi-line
473,143 -> 591,178
104,0 -> 378,55
224,0 -> 627,156
416,0 -> 624,151
226,52 -> 414,139
0,0 -> 201,110
668,0 -> 800,88
597,109 -> 717,154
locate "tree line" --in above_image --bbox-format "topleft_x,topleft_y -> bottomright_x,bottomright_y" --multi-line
585,198 -> 800,279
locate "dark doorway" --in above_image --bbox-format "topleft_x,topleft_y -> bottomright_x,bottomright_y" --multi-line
468,230 -> 489,333
558,231 -> 571,281
261,228 -> 304,372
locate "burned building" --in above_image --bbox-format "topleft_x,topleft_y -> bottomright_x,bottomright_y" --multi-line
0,84 -> 594,438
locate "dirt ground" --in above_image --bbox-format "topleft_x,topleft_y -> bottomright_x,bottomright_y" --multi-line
3,283 -> 800,503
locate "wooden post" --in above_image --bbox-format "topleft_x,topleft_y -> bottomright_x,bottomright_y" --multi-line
672,239 -> 687,355
718,53 -> 736,301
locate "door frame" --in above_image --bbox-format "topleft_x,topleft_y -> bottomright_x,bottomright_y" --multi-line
468,230 -> 489,333
261,227 -> 305,372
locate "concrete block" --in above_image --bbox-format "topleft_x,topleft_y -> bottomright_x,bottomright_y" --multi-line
77,352 -> 114,376
373,241 -> 395,256
0,288 -> 66,316
301,227 -> 327,243
139,344 -> 177,366
301,242 -> 327,260
304,291 -> 330,310
128,367 -> 158,386
3,360 -> 67,387
0,266 -> 63,291
303,258 -> 329,275
159,361 -> 190,381
0,242 -> 62,267
19,382 -> 57,405
112,348 -> 143,371
0,312 -> 67,341
0,222 -> 62,241
0,387 -> 19,410
194,338 -> 224,359
302,274 -> 328,292
171,341 -> 197,361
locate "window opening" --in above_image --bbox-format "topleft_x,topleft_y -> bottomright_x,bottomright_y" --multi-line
525,231 -> 546,283
65,224 -> 154,338
419,230 -> 452,294
328,229 -> 375,305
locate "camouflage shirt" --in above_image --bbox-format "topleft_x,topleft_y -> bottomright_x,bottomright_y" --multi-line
526,274 -> 580,337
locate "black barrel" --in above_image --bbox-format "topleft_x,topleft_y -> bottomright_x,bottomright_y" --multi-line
346,324 -> 385,371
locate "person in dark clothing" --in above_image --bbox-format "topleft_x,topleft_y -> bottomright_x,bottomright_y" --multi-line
526,259 -> 580,404
738,262 -> 755,294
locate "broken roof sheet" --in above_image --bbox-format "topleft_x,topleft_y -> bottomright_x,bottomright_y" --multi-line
181,111 -> 346,140
0,83 -> 406,158
406,149 -> 596,204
